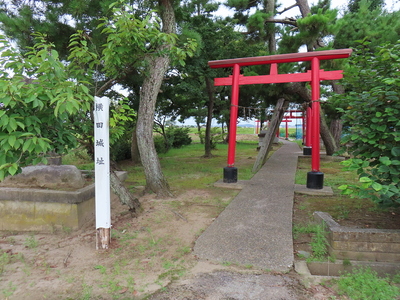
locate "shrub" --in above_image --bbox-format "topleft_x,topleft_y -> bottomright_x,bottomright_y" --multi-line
198,127 -> 224,150
166,126 -> 192,148
154,135 -> 169,154
337,41 -> 400,205
110,136 -> 131,161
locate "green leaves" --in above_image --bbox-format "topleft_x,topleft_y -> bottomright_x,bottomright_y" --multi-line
0,33 -> 92,180
338,42 -> 400,205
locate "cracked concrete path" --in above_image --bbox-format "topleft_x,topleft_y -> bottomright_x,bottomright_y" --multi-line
194,140 -> 302,272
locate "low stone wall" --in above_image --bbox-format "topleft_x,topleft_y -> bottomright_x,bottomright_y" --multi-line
0,171 -> 127,232
0,184 -> 95,232
314,211 -> 400,262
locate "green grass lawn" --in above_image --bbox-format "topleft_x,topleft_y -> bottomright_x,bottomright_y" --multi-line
122,141 -> 260,194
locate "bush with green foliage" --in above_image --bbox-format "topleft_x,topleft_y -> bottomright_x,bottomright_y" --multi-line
0,33 -> 92,180
337,41 -> 400,205
154,135 -> 169,154
198,127 -> 225,149
166,126 -> 192,149
110,136 -> 132,161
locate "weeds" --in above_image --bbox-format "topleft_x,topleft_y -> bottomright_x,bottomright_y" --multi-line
176,246 -> 191,256
337,267 -> 400,300
309,224 -> 329,261
62,225 -> 72,234
293,223 -> 320,239
94,265 -> 107,275
24,235 -> 38,249
80,283 -> 93,300
293,223 -> 330,261
0,252 -> 11,275
2,281 -> 16,298
161,260 -> 174,270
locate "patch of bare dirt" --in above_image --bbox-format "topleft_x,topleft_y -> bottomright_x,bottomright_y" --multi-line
0,188 -> 240,299
2,137 -> 394,300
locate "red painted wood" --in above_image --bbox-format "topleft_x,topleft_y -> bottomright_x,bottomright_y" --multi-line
305,107 -> 312,147
311,57 -> 321,172
302,114 -> 306,145
281,119 -> 293,139
209,49 -> 352,69
270,63 -> 278,75
227,64 -> 240,167
214,70 -> 343,86
210,49 -> 352,176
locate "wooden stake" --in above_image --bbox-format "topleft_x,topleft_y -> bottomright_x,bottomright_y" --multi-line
252,98 -> 289,173
96,228 -> 111,250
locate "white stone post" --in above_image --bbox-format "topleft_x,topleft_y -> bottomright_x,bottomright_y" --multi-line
94,96 -> 111,249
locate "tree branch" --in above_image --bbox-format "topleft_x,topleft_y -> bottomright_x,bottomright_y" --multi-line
95,77 -> 118,96
240,18 -> 297,35
277,3 -> 298,15
264,18 -> 297,26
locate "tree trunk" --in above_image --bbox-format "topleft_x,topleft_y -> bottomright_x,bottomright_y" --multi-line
252,98 -> 289,172
296,0 -> 311,18
320,108 -> 338,155
110,170 -> 141,213
284,81 -> 339,154
330,119 -> 343,147
136,0 -> 175,198
131,126 -> 141,164
266,0 -> 276,53
330,81 -> 345,146
204,77 -> 215,158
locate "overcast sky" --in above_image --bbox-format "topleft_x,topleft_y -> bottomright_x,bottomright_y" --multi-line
217,0 -> 400,17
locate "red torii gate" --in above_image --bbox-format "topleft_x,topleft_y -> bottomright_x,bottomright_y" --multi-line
208,49 -> 352,189
276,110 -> 304,139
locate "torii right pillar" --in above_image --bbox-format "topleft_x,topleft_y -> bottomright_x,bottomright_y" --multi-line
307,57 -> 323,189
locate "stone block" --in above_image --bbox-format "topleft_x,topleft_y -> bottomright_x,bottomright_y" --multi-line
0,165 -> 85,189
331,240 -> 400,253
307,260 -> 400,277
0,198 -> 94,232
0,183 -> 95,232
328,245 -> 400,262
313,211 -> 400,263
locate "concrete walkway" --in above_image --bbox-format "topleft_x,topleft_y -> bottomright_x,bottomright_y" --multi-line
194,140 -> 302,272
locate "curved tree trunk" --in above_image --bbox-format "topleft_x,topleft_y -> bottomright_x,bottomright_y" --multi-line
110,170 -> 141,213
136,0 -> 175,198
320,108 -> 338,155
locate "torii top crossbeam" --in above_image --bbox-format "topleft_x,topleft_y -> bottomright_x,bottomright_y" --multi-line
208,49 -> 352,68
208,49 -> 352,188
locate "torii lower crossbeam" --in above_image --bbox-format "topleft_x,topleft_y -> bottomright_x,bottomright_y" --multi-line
209,49 -> 352,189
